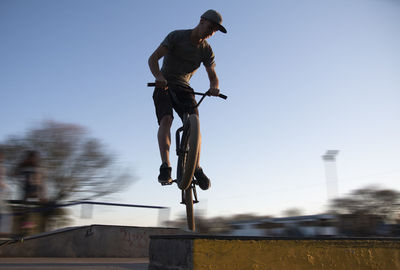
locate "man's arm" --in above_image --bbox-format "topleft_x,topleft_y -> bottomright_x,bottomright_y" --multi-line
148,45 -> 169,89
205,64 -> 220,96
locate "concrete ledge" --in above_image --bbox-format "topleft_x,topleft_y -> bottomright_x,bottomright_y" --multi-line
0,225 -> 187,258
149,235 -> 400,270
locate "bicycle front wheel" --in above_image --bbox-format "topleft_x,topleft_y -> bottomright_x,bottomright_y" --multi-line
177,114 -> 200,190
184,188 -> 195,231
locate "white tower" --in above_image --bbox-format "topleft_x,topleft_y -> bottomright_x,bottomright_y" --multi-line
322,150 -> 339,201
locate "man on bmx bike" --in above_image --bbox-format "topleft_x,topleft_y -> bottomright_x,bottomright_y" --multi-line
148,9 -> 227,189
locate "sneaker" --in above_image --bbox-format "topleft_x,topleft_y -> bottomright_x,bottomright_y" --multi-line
158,163 -> 172,185
194,167 -> 211,190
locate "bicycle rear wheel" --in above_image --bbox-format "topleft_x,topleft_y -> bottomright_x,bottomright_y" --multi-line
184,187 -> 195,231
177,114 -> 200,190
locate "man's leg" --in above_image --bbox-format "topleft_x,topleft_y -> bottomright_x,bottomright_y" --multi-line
153,86 -> 174,184
158,115 -> 173,166
196,131 -> 201,168
158,115 -> 173,184
193,128 -> 211,190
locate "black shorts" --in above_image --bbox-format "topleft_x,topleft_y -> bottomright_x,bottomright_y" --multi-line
153,84 -> 199,125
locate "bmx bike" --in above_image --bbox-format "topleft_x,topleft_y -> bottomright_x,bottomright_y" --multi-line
148,82 -> 227,231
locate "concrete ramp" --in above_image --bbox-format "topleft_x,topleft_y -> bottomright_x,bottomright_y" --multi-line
0,258 -> 148,270
149,235 -> 400,270
0,225 -> 187,258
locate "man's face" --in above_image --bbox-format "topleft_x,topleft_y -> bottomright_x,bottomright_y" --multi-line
199,19 -> 218,39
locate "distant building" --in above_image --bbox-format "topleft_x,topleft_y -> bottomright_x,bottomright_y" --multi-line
336,213 -> 383,237
229,214 -> 338,237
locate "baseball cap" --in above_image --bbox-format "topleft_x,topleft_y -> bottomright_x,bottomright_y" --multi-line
201,9 -> 227,34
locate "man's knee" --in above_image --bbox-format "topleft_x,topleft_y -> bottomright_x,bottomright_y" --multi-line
160,114 -> 173,127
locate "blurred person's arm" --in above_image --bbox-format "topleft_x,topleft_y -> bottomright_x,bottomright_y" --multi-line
148,45 -> 169,89
36,168 -> 47,202
0,165 -> 5,190
12,161 -> 23,178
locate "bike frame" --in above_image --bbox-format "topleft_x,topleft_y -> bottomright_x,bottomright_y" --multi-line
148,82 -> 227,230
169,89 -> 203,204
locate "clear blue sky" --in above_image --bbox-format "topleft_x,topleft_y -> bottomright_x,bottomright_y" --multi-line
1,0 -> 399,225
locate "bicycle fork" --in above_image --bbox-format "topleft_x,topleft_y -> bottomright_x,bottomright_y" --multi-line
181,183 -> 199,205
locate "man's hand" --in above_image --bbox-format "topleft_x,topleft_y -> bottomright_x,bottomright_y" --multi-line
207,87 -> 220,96
155,77 -> 168,90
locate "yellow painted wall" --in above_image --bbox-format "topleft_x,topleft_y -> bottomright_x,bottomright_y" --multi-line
193,239 -> 400,270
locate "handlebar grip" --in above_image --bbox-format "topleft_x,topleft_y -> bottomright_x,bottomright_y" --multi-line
147,82 -> 156,87
219,94 -> 228,100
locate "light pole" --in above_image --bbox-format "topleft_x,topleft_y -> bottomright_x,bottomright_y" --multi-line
322,150 -> 339,201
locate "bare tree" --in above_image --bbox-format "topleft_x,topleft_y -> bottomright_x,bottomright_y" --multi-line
1,120 -> 133,202
331,186 -> 400,221
330,186 -> 400,236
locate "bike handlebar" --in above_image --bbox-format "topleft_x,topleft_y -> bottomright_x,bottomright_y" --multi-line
147,82 -> 227,100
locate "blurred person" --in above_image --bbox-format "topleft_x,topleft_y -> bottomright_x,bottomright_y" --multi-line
13,150 -> 46,234
14,150 -> 46,202
148,9 -> 227,189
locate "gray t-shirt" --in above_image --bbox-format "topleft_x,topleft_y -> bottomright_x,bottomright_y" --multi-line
160,29 -> 215,87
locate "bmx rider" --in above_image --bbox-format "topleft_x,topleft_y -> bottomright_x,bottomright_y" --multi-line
148,9 -> 227,190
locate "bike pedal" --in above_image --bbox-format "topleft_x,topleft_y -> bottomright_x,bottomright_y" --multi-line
160,181 -> 173,186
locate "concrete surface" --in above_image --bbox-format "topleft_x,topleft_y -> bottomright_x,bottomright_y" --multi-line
0,225 -> 188,258
0,257 -> 148,270
149,235 -> 400,270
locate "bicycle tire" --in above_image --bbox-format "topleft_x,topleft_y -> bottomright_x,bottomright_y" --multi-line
184,188 -> 195,231
177,114 -> 200,190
